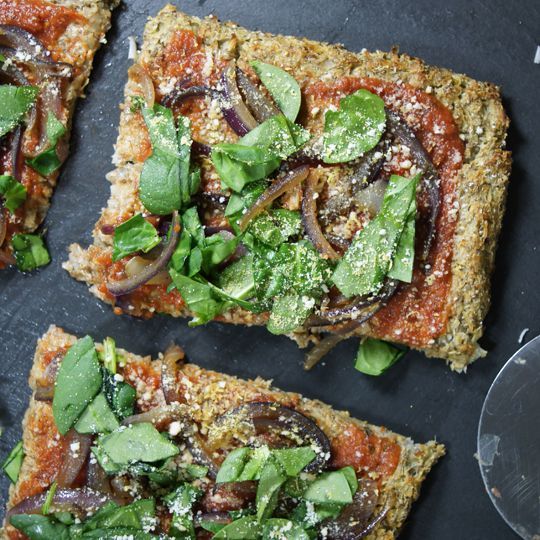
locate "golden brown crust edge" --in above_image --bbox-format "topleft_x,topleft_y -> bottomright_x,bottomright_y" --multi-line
64,5 -> 511,369
2,326 -> 444,539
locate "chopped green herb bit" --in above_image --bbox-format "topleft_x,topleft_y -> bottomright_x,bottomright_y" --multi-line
355,338 -> 406,376
0,175 -> 26,213
41,481 -> 58,515
322,88 -> 386,163
102,336 -> 117,374
26,113 -> 66,176
112,213 -> 161,261
11,233 -> 50,272
2,440 -> 24,483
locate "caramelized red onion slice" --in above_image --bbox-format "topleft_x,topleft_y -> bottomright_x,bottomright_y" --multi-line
184,433 -> 219,479
0,202 -> 6,248
56,430 -> 92,488
0,45 -> 72,78
220,63 -> 258,136
302,173 -> 339,260
122,403 -> 183,431
0,25 -> 52,63
128,64 -> 155,108
239,165 -> 310,230
6,488 -> 113,521
214,402 -> 331,473
326,479 -> 387,539
86,459 -> 113,496
201,481 -> 257,513
236,67 -> 280,123
195,511 -> 233,528
161,84 -> 222,109
161,344 -> 186,405
304,334 -> 347,370
34,353 -> 62,401
106,211 -> 180,296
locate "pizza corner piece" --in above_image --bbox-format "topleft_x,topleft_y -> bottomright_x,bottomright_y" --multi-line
64,5 -> 511,372
0,0 -> 119,272
2,325 -> 445,539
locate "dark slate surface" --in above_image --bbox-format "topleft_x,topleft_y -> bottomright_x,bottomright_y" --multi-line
1,1 -> 539,538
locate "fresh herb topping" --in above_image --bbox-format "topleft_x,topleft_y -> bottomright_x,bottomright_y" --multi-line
74,392 -> 119,435
0,175 -> 26,213
332,173 -> 420,297
139,105 -> 199,215
52,336 -> 103,435
11,233 -> 50,272
95,422 -> 179,468
322,89 -> 386,163
0,85 -> 38,138
212,114 -> 309,192
26,113 -> 66,176
41,482 -> 58,515
251,61 -> 302,122
112,213 -> 161,261
355,338 -> 406,376
2,440 -> 24,483
163,483 -> 202,538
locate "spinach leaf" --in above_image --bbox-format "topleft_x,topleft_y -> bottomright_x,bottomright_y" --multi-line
212,516 -> 260,539
81,528 -> 157,539
96,422 -> 179,466
9,514 -> 70,540
82,499 -> 155,531
212,115 -> 309,192
225,180 -> 267,225
332,174 -> 419,297
387,198 -> 416,282
303,469 -> 354,505
251,61 -> 301,122
102,369 -> 136,420
217,254 -> 255,301
354,338 -> 406,376
26,113 -> 66,176
74,393 -> 119,435
139,106 -> 196,215
0,85 -> 38,138
262,519 -> 309,540
267,293 -> 315,335
201,232 -> 238,274
52,336 -> 102,435
101,336 -> 117,374
216,447 -> 252,483
11,233 -> 50,272
256,457 -> 287,521
112,213 -> 161,261
0,175 -> 26,213
2,440 -> 24,483
163,484 -> 202,539
322,89 -> 386,163
247,209 -> 302,249
271,447 -> 316,477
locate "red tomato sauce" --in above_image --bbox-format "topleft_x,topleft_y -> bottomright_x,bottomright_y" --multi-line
306,77 -> 465,346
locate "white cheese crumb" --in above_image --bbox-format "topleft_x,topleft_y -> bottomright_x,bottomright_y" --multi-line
534,45 -> 540,64
169,421 -> 182,437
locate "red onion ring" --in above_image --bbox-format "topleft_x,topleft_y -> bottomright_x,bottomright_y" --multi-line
302,173 -> 339,259
236,67 -> 279,123
0,25 -> 52,63
239,165 -> 310,230
56,430 -> 92,488
161,84 -> 221,110
10,125 -> 24,183
106,211 -> 180,296
304,334 -> 347,370
161,344 -> 186,405
86,459 -> 113,496
220,63 -> 258,136
121,403 -> 183,431
128,64 -> 155,108
6,488 -> 113,521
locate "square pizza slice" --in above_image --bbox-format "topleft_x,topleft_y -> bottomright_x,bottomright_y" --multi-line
65,5 -> 511,371
2,326 -> 444,539
0,0 -> 118,270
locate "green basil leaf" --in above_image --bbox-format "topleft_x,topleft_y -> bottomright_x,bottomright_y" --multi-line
0,175 -> 26,213
251,61 -> 301,122
74,392 -> 119,435
291,500 -> 342,527
97,422 -> 179,466
354,338 -> 405,376
112,214 -> 161,261
11,233 -> 50,272
163,483 -> 202,539
212,516 -> 260,539
26,113 -> 66,176
332,174 -> 419,297
216,447 -> 252,483
225,180 -> 267,225
52,336 -> 102,435
248,209 -> 302,249
256,457 -> 286,521
201,233 -> 238,274
272,447 -> 316,477
322,89 -> 386,163
83,499 -> 155,531
303,470 -> 354,505
212,115 -> 309,192
2,440 -> 24,483
182,206 -> 205,245
238,446 -> 272,481
139,106 -> 195,215
0,85 -> 39,138
267,293 -> 315,335
339,465 -> 358,495
9,514 -> 70,540
262,519 -> 309,540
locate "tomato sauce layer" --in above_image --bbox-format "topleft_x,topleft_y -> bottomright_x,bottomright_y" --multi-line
307,77 -> 465,346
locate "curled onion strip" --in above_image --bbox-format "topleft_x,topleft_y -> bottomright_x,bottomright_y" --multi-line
128,63 -> 155,108
161,344 -> 186,405
235,67 -> 279,123
56,430 -> 92,488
